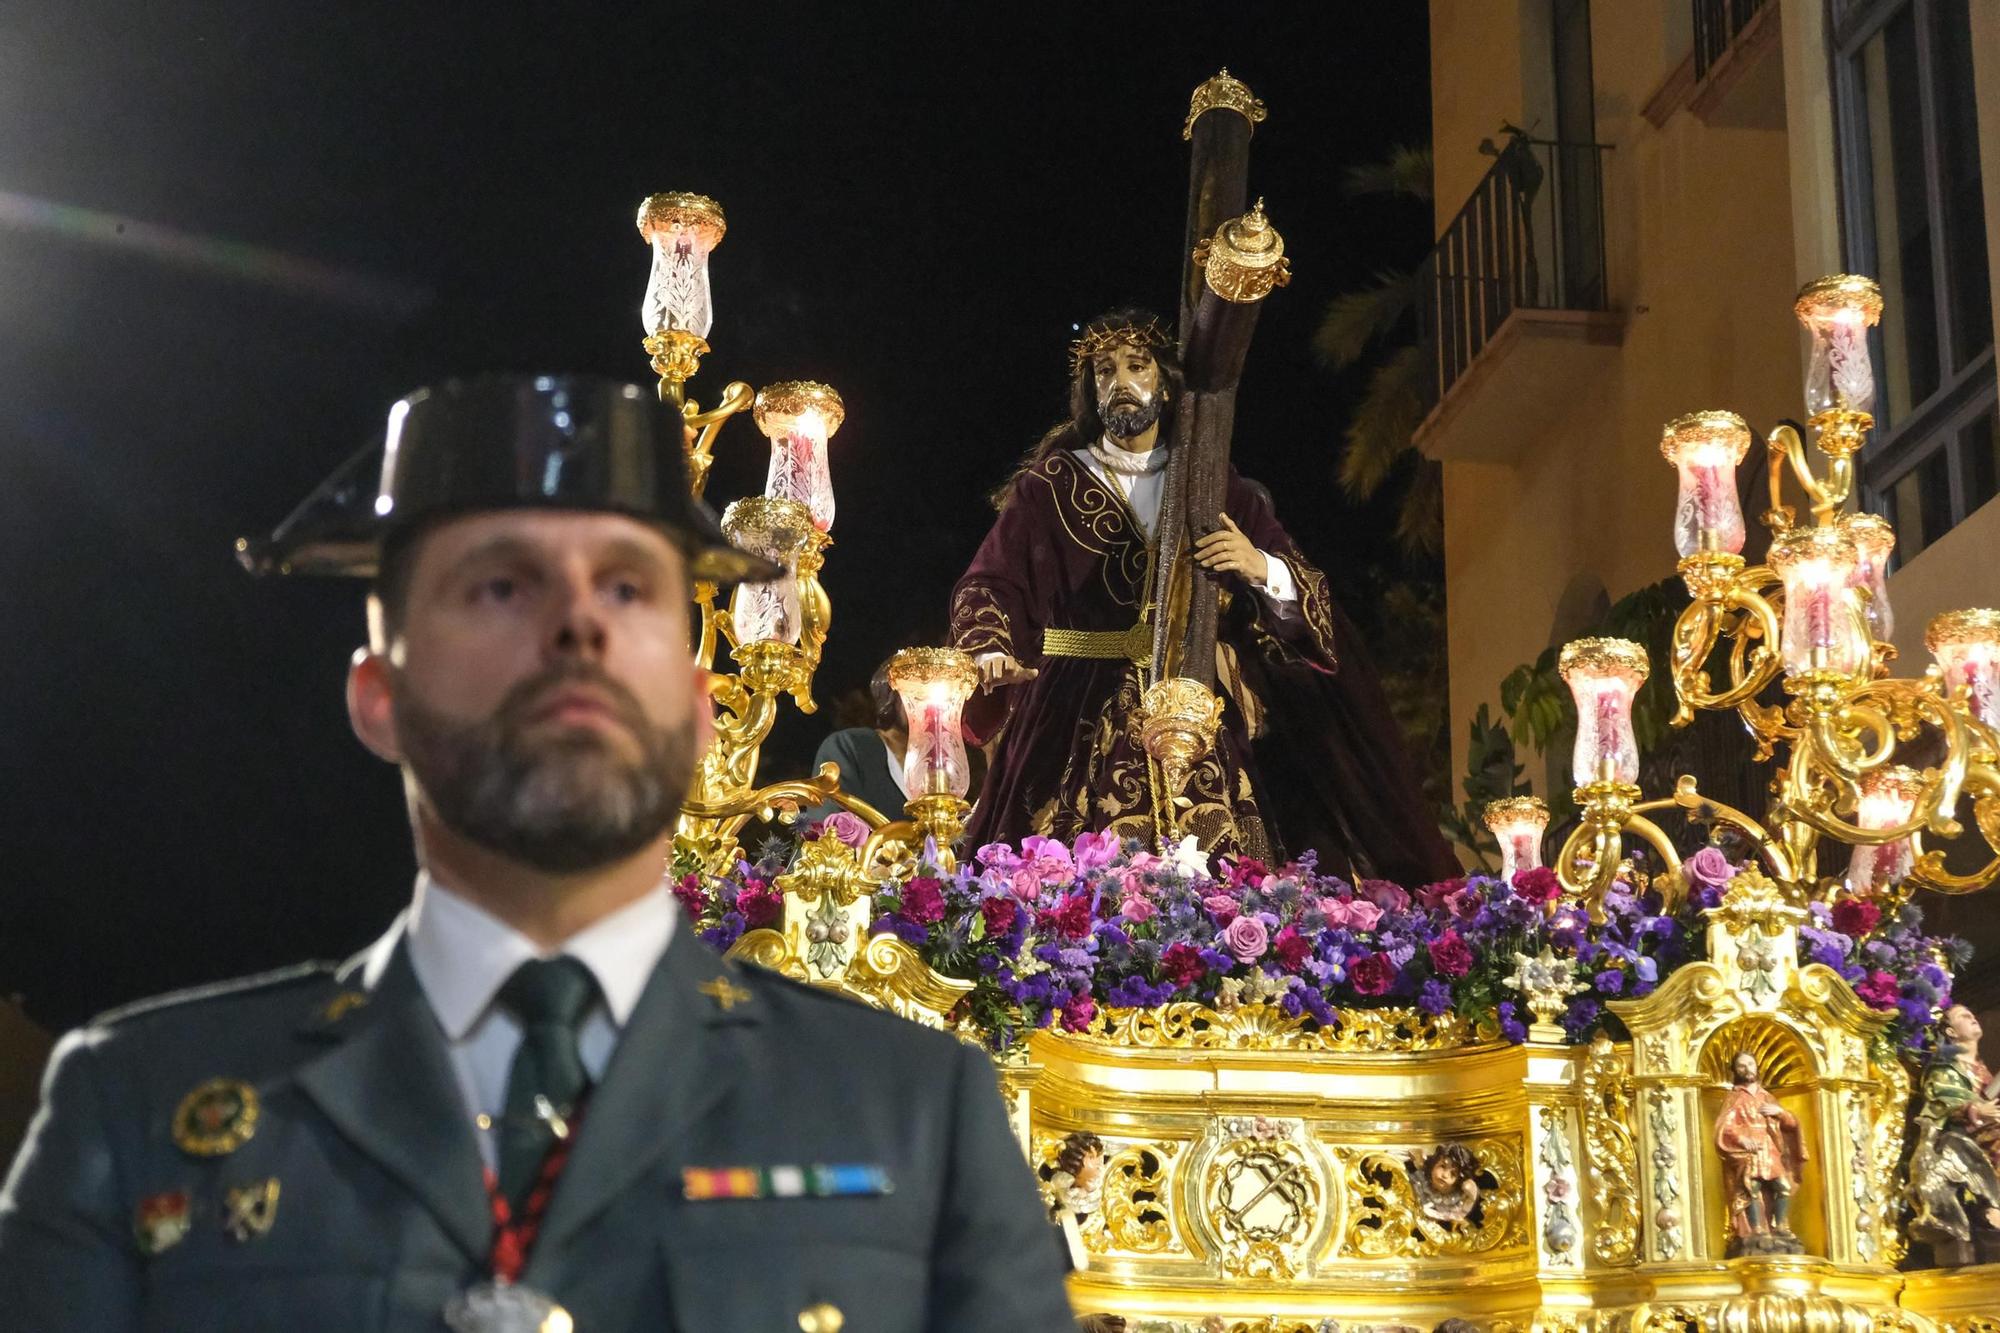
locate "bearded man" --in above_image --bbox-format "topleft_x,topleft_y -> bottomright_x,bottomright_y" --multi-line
951,308 -> 1456,880
0,376 -> 1072,1331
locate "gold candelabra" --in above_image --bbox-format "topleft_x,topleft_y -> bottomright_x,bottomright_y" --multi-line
637,192 -> 971,876
1499,275 -> 2000,916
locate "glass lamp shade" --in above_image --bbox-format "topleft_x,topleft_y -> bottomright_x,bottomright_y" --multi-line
753,381 -> 844,532
637,193 -> 725,339
1769,526 -> 1870,676
1560,637 -> 1650,787
1660,411 -> 1751,557
887,647 -> 978,800
1794,274 -> 1883,417
720,497 -> 814,646
1927,608 -> 2000,727
1845,763 -> 1924,895
1842,511 -> 1896,642
1483,796 -> 1550,881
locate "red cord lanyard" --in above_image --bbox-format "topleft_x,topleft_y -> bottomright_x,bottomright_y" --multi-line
482,1106 -> 586,1283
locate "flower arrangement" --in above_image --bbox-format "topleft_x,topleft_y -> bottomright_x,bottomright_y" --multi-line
1795,890 -> 1969,1059
677,827 -> 1965,1057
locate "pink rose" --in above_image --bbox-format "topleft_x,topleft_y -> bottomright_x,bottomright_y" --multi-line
1416,877 -> 1468,911
1444,886 -> 1483,922
1009,868 -> 1042,901
1315,896 -> 1350,925
1222,914 -> 1270,963
1118,892 -> 1158,924
1683,845 -> 1736,890
1359,879 -> 1410,912
1344,899 -> 1384,933
1203,893 -> 1241,927
821,811 -> 870,849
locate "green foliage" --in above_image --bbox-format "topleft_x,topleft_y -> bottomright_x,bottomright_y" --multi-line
1313,273 -> 1417,372
1439,703 -> 1528,873
1341,144 -> 1434,202
1448,578 -> 1690,862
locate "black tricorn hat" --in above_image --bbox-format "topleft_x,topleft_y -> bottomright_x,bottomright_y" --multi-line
236,373 -> 780,586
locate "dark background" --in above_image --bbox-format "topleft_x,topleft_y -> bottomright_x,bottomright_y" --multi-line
1,3 -> 1433,1030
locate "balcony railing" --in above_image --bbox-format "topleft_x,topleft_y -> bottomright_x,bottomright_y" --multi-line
1415,136 -> 1613,414
1694,0 -> 1768,80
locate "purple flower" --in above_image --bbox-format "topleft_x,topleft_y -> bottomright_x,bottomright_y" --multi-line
1593,968 -> 1626,996
1418,979 -> 1453,1016
1497,1001 -> 1528,1044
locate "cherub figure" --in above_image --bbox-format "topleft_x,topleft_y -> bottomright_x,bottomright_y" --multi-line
1413,1143 -> 1481,1225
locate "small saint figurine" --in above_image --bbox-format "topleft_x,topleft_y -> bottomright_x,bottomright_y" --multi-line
1714,1051 -> 1808,1256
1412,1143 -> 1481,1225
1908,1003 -> 2000,1266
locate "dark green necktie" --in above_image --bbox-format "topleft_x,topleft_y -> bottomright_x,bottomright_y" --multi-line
496,956 -> 599,1210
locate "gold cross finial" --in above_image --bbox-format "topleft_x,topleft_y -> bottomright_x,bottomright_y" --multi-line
698,976 -> 754,1012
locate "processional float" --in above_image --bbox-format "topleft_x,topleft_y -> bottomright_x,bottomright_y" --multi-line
646,72 -> 2000,1332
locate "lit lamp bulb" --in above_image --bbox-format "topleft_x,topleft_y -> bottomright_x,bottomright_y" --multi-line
1660,410 -> 1751,557
1927,608 -> 2000,727
886,648 -> 978,799
720,498 -> 814,646
753,381 -> 843,532
1769,526 -> 1870,677
1794,274 -> 1883,418
1483,796 -> 1550,880
637,192 -> 725,339
1842,511 -> 1896,643
1559,638 -> 1650,787
1846,763 -> 1924,895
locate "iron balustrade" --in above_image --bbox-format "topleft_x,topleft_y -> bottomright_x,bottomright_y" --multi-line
1415,136 -> 1612,415
1695,0 -> 1768,80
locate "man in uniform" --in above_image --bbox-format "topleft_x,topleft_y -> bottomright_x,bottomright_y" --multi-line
0,375 -> 1073,1331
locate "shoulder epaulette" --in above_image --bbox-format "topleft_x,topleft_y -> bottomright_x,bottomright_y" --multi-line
92,961 -> 339,1028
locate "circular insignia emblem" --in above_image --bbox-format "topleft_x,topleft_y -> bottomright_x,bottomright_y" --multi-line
172,1078 -> 260,1157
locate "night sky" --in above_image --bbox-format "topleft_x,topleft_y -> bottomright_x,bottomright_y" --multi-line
2,4 -> 1434,1030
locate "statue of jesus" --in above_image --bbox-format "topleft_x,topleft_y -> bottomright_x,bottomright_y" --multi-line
949,307 -> 1456,880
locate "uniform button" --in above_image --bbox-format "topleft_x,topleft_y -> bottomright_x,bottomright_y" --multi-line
798,1302 -> 844,1333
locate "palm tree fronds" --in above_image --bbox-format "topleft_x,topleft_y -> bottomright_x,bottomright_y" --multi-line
1336,343 -> 1425,500
1342,144 -> 1434,202
1312,271 -> 1416,370
1394,457 -> 1444,556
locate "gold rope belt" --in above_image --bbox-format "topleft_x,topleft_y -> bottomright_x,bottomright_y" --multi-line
1041,623 -> 1152,663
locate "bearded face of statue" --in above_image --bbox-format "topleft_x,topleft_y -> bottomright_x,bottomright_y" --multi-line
1092,342 -> 1167,441
1732,1053 -> 1760,1086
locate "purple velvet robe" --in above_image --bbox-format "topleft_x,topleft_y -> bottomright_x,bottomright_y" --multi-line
950,450 -> 1341,860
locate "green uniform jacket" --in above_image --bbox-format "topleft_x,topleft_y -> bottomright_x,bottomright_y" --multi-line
0,919 -> 1072,1331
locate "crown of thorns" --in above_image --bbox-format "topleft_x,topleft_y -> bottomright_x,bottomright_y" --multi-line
1068,316 -> 1174,375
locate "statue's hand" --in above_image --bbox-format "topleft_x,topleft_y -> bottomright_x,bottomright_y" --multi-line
975,653 -> 1038,693
1194,514 -> 1269,585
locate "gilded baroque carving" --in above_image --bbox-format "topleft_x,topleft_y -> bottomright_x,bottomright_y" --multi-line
1539,1107 -> 1582,1264
1647,1088 -> 1686,1261
1582,1035 -> 1641,1266
1098,1143 -> 1181,1255
1084,1001 -> 1471,1052
1341,1140 -> 1524,1259
1203,1124 -> 1323,1279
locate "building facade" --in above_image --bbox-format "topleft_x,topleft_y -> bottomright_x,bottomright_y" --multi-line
1420,0 -> 2000,971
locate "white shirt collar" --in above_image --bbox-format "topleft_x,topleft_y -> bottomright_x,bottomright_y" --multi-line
402,871 -> 677,1041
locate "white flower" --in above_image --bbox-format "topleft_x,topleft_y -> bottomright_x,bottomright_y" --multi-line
1168,834 -> 1210,880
